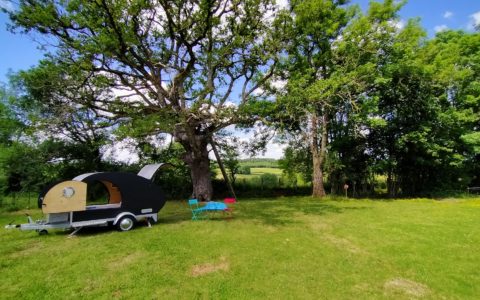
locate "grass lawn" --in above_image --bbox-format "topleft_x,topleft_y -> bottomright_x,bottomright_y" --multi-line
1,197 -> 480,299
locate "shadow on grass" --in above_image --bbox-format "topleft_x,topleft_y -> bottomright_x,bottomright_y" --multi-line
39,198 -> 373,235
158,212 -> 192,224
236,198 -> 371,227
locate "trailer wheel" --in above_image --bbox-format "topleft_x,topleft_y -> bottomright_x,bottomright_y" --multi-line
117,216 -> 135,232
38,229 -> 48,235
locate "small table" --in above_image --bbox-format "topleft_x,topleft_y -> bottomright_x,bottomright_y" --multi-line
202,201 -> 228,218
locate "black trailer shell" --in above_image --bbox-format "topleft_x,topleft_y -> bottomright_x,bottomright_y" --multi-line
7,164 -> 168,235
70,172 -> 166,222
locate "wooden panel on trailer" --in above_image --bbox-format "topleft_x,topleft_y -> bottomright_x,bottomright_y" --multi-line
42,181 -> 87,213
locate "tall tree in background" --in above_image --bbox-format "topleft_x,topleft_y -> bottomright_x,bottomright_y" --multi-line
0,85 -> 22,145
0,85 -> 23,193
419,30 -> 480,191
368,20 -> 431,196
278,0 -> 354,197
368,26 -> 480,196
11,61 -> 115,171
278,0 -> 403,197
7,0 -> 287,200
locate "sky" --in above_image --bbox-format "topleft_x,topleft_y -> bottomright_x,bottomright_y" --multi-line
1,0 -> 479,159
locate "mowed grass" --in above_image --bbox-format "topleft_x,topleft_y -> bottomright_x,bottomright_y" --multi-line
1,197 -> 480,299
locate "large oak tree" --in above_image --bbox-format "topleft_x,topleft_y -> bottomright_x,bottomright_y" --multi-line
7,0 -> 287,200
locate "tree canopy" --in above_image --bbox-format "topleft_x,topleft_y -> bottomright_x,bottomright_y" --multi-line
1,0 -> 479,198
6,0 -> 288,200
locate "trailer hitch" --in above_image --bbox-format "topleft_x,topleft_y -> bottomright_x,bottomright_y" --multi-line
5,214 -> 37,229
4,220 -> 20,229
25,213 -> 34,224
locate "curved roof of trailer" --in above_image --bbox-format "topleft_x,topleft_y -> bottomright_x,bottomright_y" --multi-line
72,172 -> 100,181
137,163 -> 170,180
72,163 -> 170,182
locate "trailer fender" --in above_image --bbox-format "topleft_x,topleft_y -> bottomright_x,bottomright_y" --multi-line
113,212 -> 137,226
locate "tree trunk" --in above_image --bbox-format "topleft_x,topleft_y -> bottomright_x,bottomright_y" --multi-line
387,169 -> 398,198
311,112 -> 328,198
312,152 -> 327,197
174,127 -> 213,201
186,150 -> 213,201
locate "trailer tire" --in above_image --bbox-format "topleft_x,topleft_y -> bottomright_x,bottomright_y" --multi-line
116,216 -> 135,232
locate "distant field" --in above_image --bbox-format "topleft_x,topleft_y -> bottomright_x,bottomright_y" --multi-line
250,167 -> 282,175
216,167 -> 282,180
215,167 -> 310,188
1,197 -> 480,298
238,158 -> 279,168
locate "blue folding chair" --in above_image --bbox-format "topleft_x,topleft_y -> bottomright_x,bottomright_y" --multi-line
188,199 -> 207,220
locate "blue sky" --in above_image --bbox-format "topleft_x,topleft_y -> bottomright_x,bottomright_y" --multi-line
1,0 -> 479,84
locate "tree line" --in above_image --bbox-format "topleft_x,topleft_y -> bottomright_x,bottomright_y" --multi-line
0,0 -> 478,199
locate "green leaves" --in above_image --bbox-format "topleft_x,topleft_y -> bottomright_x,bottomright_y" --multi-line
461,132 -> 480,153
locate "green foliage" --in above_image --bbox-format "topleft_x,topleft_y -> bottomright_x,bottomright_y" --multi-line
218,143 -> 240,184
3,1 -> 480,199
279,144 -> 312,184
0,86 -> 23,145
0,139 -> 128,194
364,28 -> 480,196
237,165 -> 251,175
142,143 -> 192,200
260,173 -> 278,189
7,0 -> 290,200
461,132 -> 480,153
239,158 -> 278,168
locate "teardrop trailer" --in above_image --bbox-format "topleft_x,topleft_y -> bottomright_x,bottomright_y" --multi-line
5,164 -> 167,235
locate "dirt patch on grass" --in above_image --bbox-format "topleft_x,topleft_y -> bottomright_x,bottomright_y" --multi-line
309,220 -> 332,231
112,290 -> 122,299
353,282 -> 371,292
190,256 -> 230,277
107,252 -> 144,271
301,214 -> 332,231
323,234 -> 365,254
9,242 -> 44,259
384,278 -> 430,298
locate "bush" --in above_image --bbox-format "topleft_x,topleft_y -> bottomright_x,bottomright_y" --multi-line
261,173 -> 278,189
238,166 -> 251,175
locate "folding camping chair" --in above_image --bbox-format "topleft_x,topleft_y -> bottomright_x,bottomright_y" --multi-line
188,199 -> 207,220
223,198 -> 236,217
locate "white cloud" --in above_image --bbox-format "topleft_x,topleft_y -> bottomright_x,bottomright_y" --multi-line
394,19 -> 406,30
388,19 -> 405,30
443,11 -> 453,19
270,78 -> 287,90
223,100 -> 237,108
434,24 -> 449,33
468,11 -> 480,30
253,87 -> 265,96
257,140 -> 286,159
276,0 -> 289,9
0,0 -> 13,12
102,138 -> 139,164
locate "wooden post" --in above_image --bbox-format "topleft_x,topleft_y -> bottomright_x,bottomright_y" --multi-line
210,139 -> 238,200
343,183 -> 349,198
